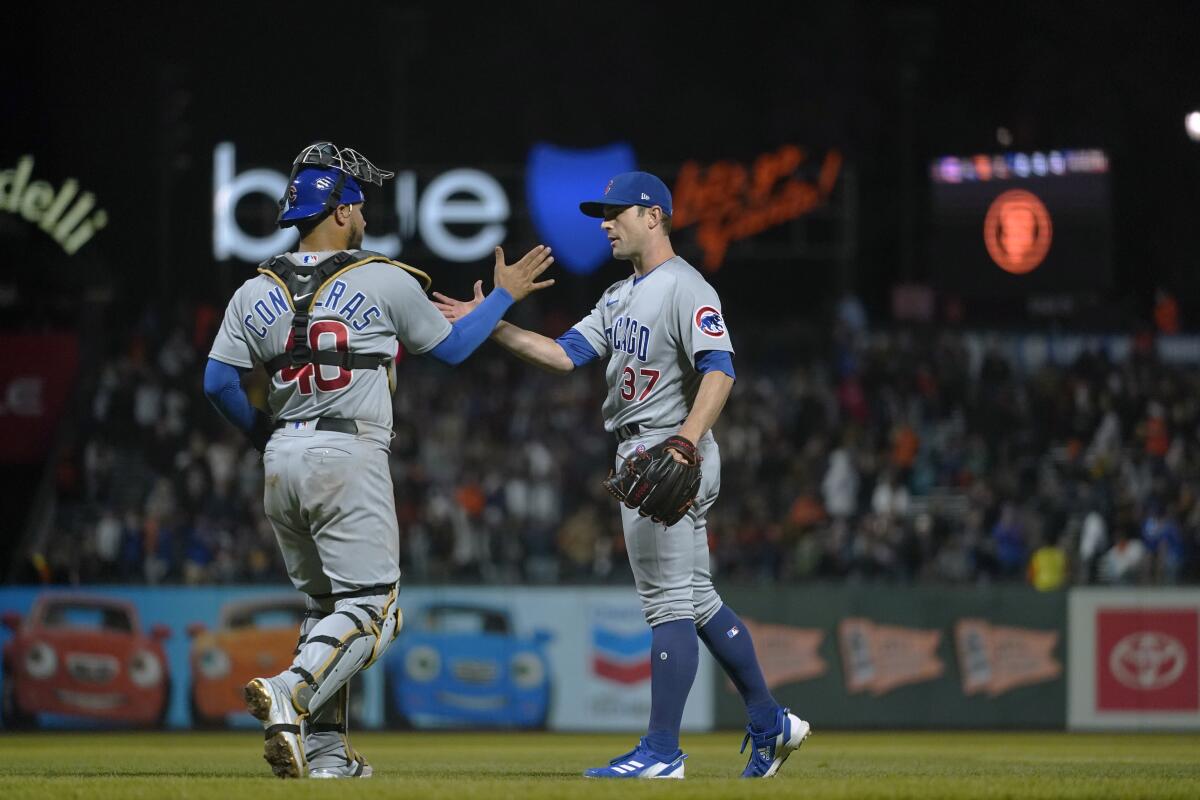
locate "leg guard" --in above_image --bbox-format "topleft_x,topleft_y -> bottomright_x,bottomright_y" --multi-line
281,582 -> 402,715
305,682 -> 367,771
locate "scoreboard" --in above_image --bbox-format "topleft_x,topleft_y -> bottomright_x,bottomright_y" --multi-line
928,149 -> 1112,295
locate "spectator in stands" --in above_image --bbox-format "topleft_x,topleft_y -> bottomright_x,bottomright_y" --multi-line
1028,532 -> 1068,591
24,306 -> 1200,588
1098,527 -> 1148,585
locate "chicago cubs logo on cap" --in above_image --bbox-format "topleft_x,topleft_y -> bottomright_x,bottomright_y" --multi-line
695,306 -> 726,337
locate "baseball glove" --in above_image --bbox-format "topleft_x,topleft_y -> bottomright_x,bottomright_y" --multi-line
603,435 -> 702,526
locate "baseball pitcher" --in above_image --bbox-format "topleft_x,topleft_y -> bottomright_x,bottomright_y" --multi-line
433,171 -> 809,779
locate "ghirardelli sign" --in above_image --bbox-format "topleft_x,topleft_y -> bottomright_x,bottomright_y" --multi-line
672,145 -> 842,270
838,617 -> 943,695
954,618 -> 1062,697
0,156 -> 108,255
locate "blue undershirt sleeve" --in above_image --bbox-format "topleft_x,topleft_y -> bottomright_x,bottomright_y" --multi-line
695,350 -> 735,380
427,288 -> 515,366
203,358 -> 257,433
555,328 -> 600,367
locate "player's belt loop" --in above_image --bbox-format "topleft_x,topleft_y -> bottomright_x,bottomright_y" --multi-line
615,423 -> 640,443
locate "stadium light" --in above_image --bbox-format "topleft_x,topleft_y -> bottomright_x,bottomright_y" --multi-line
1186,111 -> 1200,142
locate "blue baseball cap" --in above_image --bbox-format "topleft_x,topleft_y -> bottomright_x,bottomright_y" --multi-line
278,167 -> 365,227
579,171 -> 673,218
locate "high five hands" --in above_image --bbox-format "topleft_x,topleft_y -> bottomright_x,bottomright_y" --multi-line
433,245 -> 555,321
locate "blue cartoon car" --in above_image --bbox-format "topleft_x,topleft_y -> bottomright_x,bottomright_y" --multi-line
385,604 -> 552,729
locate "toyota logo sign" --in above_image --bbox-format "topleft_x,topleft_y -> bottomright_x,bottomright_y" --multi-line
1108,632 -> 1188,691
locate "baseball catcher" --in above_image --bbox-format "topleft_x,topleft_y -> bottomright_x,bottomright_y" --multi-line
603,435 -> 702,526
204,140 -> 554,778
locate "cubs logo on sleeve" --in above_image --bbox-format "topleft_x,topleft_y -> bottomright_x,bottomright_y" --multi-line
694,306 -> 726,338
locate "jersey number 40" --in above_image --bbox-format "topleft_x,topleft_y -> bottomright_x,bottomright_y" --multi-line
280,320 -> 352,396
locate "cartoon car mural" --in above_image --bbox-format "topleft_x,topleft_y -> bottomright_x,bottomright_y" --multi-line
187,596 -> 306,726
386,603 -> 553,728
1,593 -> 170,728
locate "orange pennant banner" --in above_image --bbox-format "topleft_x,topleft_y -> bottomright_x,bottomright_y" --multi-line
955,618 -> 1062,697
738,618 -> 827,690
838,618 -> 944,695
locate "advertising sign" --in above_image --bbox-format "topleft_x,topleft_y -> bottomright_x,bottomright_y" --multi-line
0,156 -> 108,256
211,140 -> 845,279
0,585 -> 713,733
0,333 -> 79,464
928,149 -> 1111,295
1068,589 -> 1200,730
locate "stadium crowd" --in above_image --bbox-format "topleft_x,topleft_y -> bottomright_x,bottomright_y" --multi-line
31,300 -> 1200,588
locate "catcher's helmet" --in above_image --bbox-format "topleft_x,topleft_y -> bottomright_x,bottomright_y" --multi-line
277,142 -> 394,228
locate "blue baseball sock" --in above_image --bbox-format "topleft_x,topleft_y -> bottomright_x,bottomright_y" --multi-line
698,604 -> 779,732
644,619 -> 699,758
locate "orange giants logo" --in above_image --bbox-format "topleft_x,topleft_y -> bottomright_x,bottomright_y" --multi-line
983,189 -> 1052,275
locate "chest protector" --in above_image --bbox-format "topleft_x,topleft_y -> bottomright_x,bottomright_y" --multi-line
256,249 -> 432,376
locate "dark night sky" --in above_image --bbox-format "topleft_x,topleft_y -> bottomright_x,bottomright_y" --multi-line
3,1 -> 1200,328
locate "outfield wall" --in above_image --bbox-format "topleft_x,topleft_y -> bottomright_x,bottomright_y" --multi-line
713,585 -> 1068,729
0,585 -> 712,732
1,585 -> 1196,731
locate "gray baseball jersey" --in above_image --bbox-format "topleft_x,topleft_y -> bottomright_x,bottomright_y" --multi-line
210,249 -> 451,595
570,257 -> 734,433
209,250 -> 452,429
572,256 -> 732,627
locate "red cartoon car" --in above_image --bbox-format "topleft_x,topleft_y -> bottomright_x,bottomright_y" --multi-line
1,594 -> 170,728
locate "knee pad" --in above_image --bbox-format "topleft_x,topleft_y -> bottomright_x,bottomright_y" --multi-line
289,585 -> 398,714
365,583 -> 403,669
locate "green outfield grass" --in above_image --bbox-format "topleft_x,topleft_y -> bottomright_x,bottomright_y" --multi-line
0,730 -> 1197,799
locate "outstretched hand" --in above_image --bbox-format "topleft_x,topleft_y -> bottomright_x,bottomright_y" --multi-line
493,245 -> 555,302
432,281 -> 484,323
431,245 -> 555,322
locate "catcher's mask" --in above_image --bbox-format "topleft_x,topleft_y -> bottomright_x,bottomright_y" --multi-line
277,141 -> 395,229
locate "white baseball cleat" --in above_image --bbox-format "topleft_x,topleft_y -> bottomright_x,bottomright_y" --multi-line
740,707 -> 811,778
244,677 -> 307,779
310,758 -> 373,779
584,738 -> 687,779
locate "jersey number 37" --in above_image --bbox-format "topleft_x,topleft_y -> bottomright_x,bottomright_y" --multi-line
280,320 -> 352,396
619,367 -> 660,402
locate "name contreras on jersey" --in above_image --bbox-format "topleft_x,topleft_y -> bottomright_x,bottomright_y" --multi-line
604,315 -> 652,362
242,279 -> 382,339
